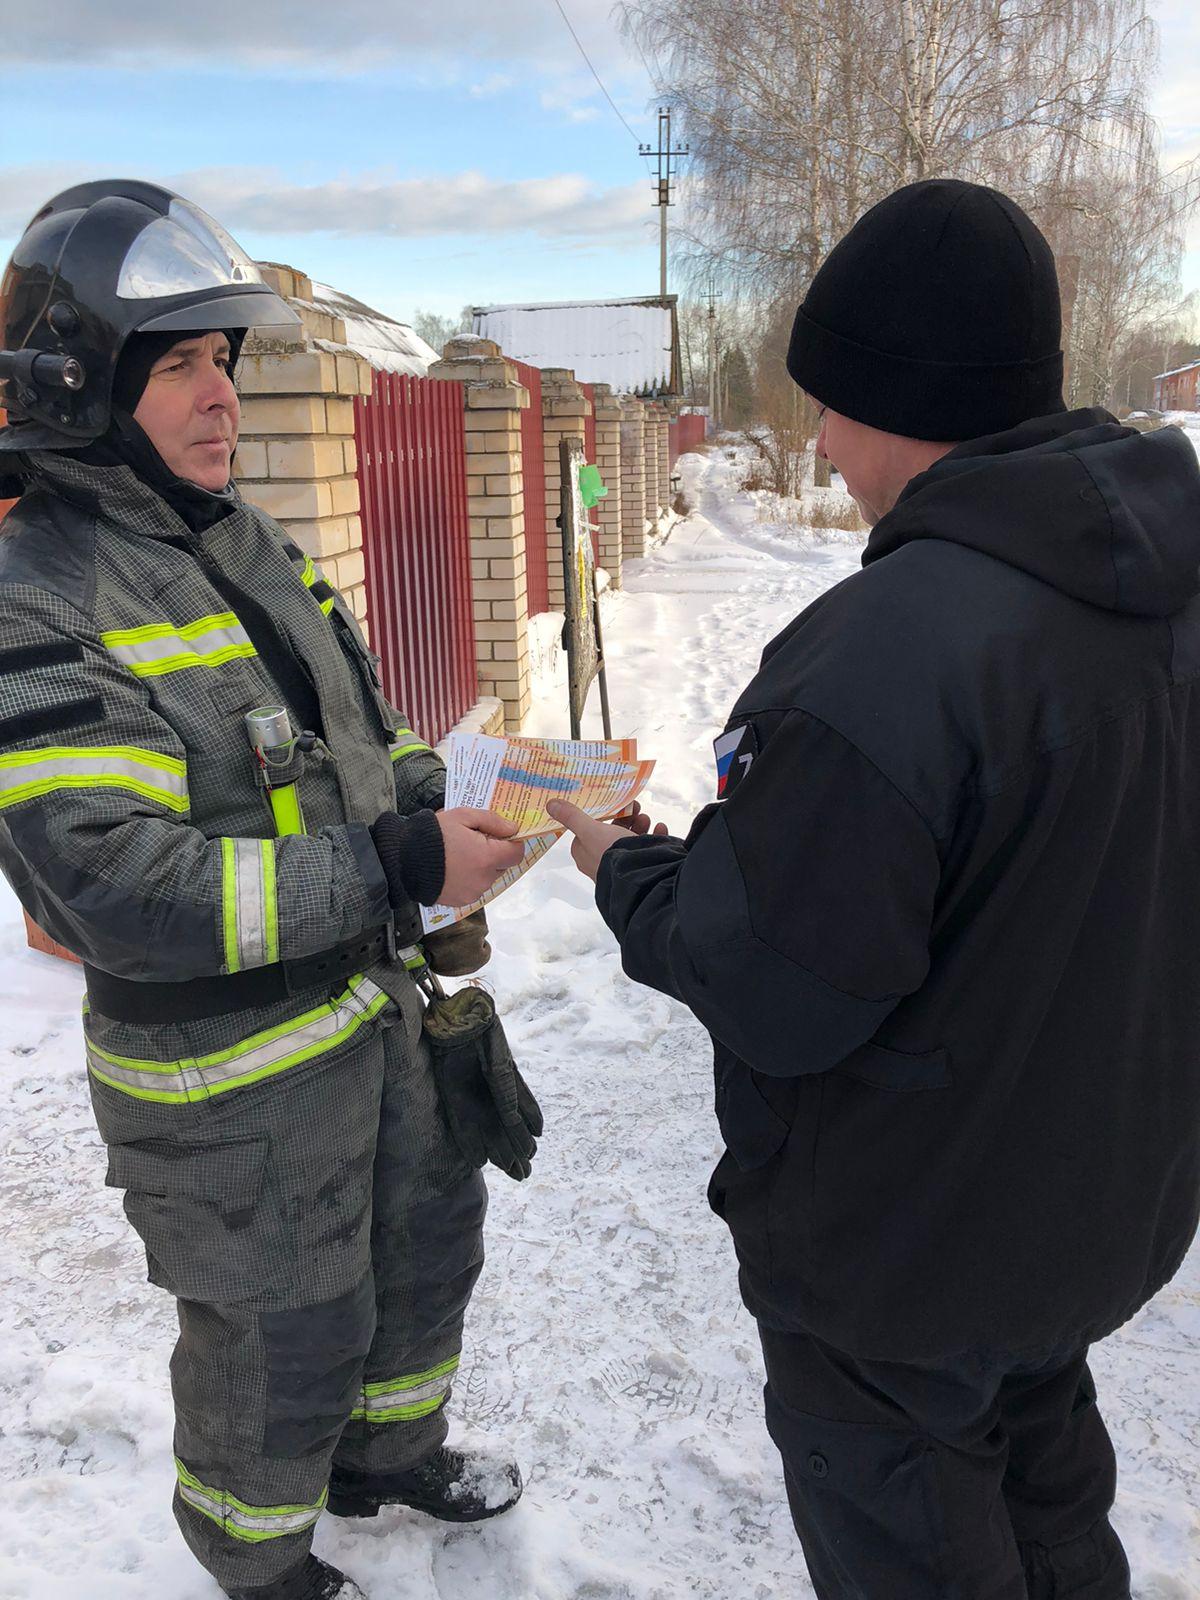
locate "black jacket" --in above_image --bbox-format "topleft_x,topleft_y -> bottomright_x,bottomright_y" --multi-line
596,408 -> 1200,1362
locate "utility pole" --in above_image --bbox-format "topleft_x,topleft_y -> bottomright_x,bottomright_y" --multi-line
704,283 -> 722,429
640,107 -> 688,298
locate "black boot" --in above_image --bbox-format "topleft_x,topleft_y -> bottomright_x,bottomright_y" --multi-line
327,1446 -> 523,1524
223,1554 -> 365,1600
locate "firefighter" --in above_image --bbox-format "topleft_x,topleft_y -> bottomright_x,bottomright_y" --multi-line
0,180 -> 535,1600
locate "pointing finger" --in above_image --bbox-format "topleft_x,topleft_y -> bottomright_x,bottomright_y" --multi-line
546,799 -> 589,832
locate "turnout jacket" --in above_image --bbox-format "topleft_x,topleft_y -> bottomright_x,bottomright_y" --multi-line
598,408 -> 1200,1362
0,451 -> 443,1101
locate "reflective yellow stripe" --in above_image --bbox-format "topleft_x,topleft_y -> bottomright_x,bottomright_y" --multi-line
261,841 -> 279,965
175,1458 -> 326,1544
220,837 -> 276,973
86,975 -> 390,1103
101,612 -> 256,677
351,1355 -> 460,1423
220,838 -> 240,973
102,613 -> 238,644
388,727 -> 431,762
295,555 -> 335,613
268,783 -> 304,837
0,745 -> 188,813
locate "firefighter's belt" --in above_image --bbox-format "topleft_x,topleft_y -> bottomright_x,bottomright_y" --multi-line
83,926 -> 394,1024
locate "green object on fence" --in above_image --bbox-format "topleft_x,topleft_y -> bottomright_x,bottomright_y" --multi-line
578,463 -> 608,509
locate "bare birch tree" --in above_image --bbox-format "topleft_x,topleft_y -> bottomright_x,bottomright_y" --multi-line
621,0 -> 1198,419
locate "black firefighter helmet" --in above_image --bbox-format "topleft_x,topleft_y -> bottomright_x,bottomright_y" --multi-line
0,178 -> 300,450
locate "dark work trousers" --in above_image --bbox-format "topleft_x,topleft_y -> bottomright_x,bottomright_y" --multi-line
758,1324 -> 1132,1600
92,987 -> 488,1594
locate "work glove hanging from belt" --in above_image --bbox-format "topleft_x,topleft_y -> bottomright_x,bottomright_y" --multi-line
422,985 -> 543,1181
422,908 -> 492,975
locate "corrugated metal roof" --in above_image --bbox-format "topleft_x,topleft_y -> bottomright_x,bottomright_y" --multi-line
471,296 -> 678,396
1154,359 -> 1200,381
311,281 -> 439,377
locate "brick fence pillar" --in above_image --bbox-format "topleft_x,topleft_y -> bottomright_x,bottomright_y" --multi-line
658,404 -> 672,514
619,397 -> 647,563
540,368 -> 590,610
591,382 -> 624,588
428,337 -> 532,731
236,264 -> 374,633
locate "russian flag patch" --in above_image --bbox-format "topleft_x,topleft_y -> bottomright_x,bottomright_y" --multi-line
714,722 -> 757,798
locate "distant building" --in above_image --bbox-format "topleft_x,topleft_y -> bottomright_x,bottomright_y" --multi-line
471,295 -> 680,397
1154,360 -> 1200,412
312,281 -> 439,377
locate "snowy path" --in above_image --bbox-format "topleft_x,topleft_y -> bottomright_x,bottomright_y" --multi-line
1,450 -> 1197,1599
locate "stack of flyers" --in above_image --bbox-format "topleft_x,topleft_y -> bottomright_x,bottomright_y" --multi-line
420,733 -> 654,932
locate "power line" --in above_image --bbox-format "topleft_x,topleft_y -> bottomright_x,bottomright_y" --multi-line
550,0 -> 645,146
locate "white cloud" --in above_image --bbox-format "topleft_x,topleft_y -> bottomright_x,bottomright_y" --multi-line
8,1 -> 656,136
539,73 -> 606,123
0,163 -> 651,244
1150,0 -> 1200,161
468,74 -> 515,98
541,99 -> 603,124
0,164 -> 101,234
7,0 -> 640,76
1148,0 -> 1200,285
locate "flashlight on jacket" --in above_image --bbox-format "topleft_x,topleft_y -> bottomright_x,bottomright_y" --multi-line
245,705 -> 306,837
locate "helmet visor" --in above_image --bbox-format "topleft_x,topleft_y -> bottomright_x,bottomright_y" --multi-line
117,198 -> 262,299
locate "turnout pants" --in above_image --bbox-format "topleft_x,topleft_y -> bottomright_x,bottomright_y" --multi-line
758,1325 -> 1132,1600
91,990 -> 487,1592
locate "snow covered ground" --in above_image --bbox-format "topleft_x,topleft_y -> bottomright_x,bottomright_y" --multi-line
1,448 -> 1197,1599
1164,411 -> 1200,467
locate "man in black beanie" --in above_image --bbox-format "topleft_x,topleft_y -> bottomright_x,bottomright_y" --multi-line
549,179 -> 1200,1598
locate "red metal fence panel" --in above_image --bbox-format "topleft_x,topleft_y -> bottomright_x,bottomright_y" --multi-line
511,360 -> 550,618
354,372 -> 477,747
669,413 -> 708,466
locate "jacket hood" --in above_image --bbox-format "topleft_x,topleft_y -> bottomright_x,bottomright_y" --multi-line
864,408 -> 1200,618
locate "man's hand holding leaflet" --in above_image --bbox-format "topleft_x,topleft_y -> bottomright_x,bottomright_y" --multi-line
421,734 -> 654,929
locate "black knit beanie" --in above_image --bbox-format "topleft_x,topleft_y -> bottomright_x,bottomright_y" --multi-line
786,180 -> 1065,441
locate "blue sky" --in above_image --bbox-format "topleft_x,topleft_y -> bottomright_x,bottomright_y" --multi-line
0,0 -> 664,327
1,0 -> 1196,332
